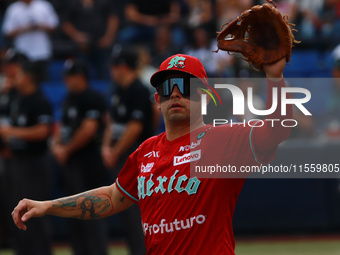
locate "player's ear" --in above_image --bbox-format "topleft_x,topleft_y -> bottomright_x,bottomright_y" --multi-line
154,93 -> 161,110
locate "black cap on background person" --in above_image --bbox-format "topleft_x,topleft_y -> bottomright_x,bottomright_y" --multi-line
12,61 -> 41,96
4,48 -> 28,65
63,59 -> 90,93
110,45 -> 139,70
2,49 -> 30,90
63,59 -> 89,79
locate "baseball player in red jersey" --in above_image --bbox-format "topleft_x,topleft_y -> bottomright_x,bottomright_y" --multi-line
12,54 -> 292,255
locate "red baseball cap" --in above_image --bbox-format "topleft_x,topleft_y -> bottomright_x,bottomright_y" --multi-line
150,54 -> 208,87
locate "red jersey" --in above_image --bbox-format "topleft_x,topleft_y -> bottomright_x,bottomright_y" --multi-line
116,123 -> 276,254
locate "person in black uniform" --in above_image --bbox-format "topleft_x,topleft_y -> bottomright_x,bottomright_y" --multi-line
0,61 -> 53,255
51,59 -> 109,255
62,0 -> 119,80
0,49 -> 28,148
0,49 -> 28,249
101,47 -> 154,255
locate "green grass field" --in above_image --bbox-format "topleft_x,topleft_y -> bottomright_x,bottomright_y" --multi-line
235,240 -> 340,255
1,239 -> 340,255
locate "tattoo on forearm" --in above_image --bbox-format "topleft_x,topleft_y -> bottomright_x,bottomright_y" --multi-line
53,191 -> 113,219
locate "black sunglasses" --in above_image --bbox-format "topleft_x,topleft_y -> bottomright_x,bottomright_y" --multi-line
157,78 -> 195,97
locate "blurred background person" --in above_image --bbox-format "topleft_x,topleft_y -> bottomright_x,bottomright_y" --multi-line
290,0 -> 340,46
101,46 -> 156,255
216,0 -> 252,30
0,61 -> 53,255
291,0 -> 322,42
2,0 -> 59,82
136,46 -> 163,132
51,59 -> 109,255
118,0 -> 183,47
0,49 -> 28,131
184,25 -> 234,77
150,25 -> 178,68
320,43 -> 340,138
317,0 -> 340,44
0,48 -> 28,250
62,0 -> 119,80
137,46 -> 158,89
0,0 -> 12,60
184,0 -> 216,30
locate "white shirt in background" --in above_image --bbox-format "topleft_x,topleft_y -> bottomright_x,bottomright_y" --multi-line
2,0 -> 59,61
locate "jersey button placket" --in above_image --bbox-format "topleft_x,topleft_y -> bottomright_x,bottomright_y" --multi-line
163,142 -> 171,161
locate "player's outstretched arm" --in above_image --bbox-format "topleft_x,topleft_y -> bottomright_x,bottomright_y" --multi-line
263,57 -> 285,80
252,57 -> 293,153
12,183 -> 134,231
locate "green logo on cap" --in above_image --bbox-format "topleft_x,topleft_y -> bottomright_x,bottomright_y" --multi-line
167,56 -> 186,69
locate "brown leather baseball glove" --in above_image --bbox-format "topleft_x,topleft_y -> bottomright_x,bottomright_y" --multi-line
215,0 -> 299,70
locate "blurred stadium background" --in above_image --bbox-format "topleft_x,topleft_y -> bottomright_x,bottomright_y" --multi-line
1,0 -> 340,254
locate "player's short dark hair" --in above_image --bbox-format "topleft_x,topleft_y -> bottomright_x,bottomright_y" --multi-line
111,45 -> 139,70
